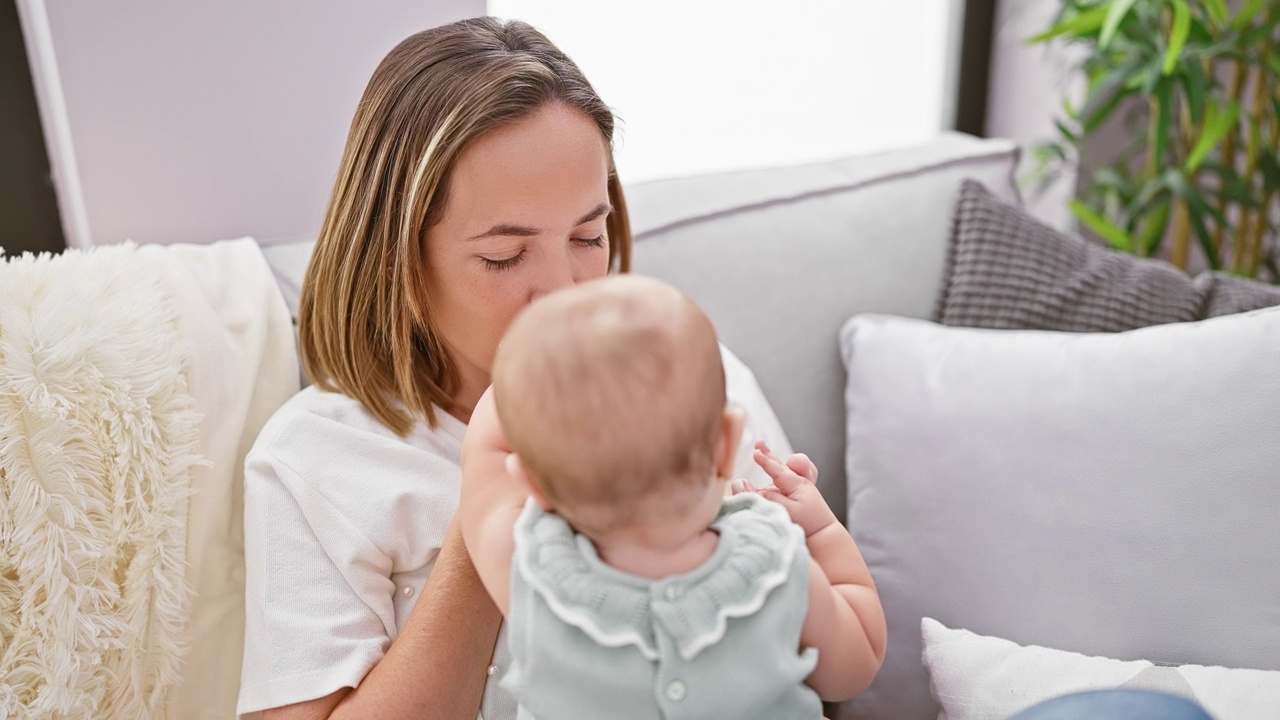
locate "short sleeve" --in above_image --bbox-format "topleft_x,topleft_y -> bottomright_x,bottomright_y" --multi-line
720,344 -> 794,487
236,388 -> 479,717
237,450 -> 394,715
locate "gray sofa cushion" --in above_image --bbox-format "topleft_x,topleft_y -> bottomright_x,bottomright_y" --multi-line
936,181 -> 1280,331
630,134 -> 1020,520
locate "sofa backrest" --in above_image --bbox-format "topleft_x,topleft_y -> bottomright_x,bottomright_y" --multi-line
625,133 -> 1020,519
258,133 -> 1020,520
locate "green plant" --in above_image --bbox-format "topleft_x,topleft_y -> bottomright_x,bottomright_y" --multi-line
1031,0 -> 1280,279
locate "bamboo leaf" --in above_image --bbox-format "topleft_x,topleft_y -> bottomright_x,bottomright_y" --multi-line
1029,6 -> 1110,43
1153,80 -> 1172,170
1166,169 -> 1228,228
1232,0 -> 1267,30
1180,58 -> 1208,125
1186,100 -> 1239,172
1081,65 -> 1141,133
1185,15 -> 1215,45
1186,206 -> 1220,268
1260,151 -> 1280,194
1138,54 -> 1166,96
1070,199 -> 1134,250
1198,160 -> 1260,206
1164,0 -> 1191,76
1165,170 -> 1222,267
1204,0 -> 1229,28
1124,177 -> 1170,227
1140,199 -> 1172,255
1062,96 -> 1079,121
1093,167 -> 1130,194
1054,118 -> 1080,145
1101,0 -> 1140,48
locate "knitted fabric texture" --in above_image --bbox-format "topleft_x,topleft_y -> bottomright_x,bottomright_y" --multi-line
936,181 -> 1280,331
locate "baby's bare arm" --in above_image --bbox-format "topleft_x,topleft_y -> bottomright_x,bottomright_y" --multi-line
458,387 -> 528,616
750,444 -> 887,701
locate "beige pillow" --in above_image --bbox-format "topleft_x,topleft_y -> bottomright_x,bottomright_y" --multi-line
141,239 -> 300,719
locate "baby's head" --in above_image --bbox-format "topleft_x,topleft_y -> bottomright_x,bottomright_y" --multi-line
491,275 -> 739,537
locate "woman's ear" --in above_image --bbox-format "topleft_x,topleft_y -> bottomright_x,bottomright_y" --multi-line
506,453 -> 553,510
714,406 -> 746,480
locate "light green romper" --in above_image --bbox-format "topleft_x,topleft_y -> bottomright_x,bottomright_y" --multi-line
502,492 -> 822,720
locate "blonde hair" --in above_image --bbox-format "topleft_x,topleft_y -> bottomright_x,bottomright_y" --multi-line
299,17 -> 632,434
492,276 -> 726,534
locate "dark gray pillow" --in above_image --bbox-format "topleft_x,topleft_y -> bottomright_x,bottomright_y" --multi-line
935,180 -> 1280,331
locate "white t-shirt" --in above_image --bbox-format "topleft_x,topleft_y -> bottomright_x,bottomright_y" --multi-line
237,346 -> 792,718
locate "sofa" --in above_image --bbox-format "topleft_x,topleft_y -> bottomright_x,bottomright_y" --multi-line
264,130 -> 1279,720
4,132 -> 1277,719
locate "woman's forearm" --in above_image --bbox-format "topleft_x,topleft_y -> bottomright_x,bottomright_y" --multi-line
328,519 -> 502,720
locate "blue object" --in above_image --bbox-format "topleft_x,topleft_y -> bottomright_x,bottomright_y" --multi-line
1010,689 -> 1214,720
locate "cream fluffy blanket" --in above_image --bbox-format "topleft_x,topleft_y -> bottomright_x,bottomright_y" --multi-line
0,244 -> 202,718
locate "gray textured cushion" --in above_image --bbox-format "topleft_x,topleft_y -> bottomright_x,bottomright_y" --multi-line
839,310 -> 1280,720
630,134 -> 1020,521
936,181 -> 1280,330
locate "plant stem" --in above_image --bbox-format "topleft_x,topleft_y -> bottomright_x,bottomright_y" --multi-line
1212,60 -> 1248,256
1238,32 -> 1275,275
1141,95 -> 1162,258
1171,197 -> 1191,269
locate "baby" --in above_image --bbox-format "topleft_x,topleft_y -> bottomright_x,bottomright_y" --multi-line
460,275 -> 886,720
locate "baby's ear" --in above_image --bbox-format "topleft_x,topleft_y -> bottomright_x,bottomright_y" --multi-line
507,453 -> 553,510
715,405 -> 747,480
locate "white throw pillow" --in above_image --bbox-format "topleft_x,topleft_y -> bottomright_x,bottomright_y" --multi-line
922,617 -> 1280,720
836,309 -> 1280,720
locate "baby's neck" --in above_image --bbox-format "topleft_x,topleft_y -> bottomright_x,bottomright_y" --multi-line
593,526 -> 720,580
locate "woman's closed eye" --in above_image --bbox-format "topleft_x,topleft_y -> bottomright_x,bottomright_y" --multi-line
480,235 -> 604,272
480,251 -> 525,272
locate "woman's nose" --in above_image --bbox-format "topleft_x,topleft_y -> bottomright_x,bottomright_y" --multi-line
529,250 -> 576,302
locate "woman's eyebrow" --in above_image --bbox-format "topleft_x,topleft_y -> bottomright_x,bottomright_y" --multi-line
575,203 -> 612,225
467,203 -> 613,241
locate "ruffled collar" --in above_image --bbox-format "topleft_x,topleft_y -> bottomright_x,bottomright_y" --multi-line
512,493 -> 804,661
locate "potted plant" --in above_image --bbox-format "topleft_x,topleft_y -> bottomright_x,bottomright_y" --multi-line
1031,0 -> 1279,280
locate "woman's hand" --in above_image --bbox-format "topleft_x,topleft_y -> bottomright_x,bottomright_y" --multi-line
459,386 -> 529,616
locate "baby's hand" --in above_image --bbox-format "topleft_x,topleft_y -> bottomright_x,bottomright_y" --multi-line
738,441 -> 838,537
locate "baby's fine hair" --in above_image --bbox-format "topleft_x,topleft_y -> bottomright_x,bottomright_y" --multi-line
492,276 -> 726,533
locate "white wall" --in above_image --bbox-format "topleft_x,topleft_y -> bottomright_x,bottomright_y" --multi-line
984,0 -> 1084,230
489,0 -> 959,185
18,0 -> 484,248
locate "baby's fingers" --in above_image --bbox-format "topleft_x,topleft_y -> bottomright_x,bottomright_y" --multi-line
753,448 -> 804,494
786,453 -> 818,483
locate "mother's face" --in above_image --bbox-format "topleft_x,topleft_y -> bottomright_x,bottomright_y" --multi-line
424,102 -> 613,406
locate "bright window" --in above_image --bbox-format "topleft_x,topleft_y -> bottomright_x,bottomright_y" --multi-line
489,1 -> 959,184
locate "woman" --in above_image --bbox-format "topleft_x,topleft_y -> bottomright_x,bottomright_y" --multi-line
238,16 -> 1214,720
237,17 -> 790,719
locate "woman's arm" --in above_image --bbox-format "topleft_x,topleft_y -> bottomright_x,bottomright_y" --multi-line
265,518 -> 502,720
